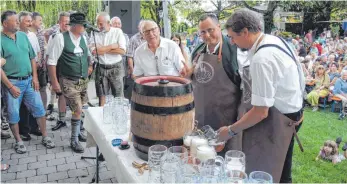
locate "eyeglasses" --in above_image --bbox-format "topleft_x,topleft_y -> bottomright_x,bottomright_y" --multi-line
199,28 -> 215,36
143,27 -> 158,35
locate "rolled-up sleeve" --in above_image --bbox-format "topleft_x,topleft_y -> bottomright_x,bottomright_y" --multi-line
250,59 -> 276,107
47,34 -> 64,66
117,30 -> 127,51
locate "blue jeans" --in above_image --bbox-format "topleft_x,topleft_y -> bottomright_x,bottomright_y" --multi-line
4,76 -> 45,124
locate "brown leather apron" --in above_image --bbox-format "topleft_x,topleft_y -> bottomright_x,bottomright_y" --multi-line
192,45 -> 242,151
238,37 -> 303,183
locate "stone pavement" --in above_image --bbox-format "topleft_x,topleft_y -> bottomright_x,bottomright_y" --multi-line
1,81 -> 117,183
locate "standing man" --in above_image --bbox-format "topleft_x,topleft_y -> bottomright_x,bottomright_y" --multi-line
189,14 -> 243,152
133,20 -> 186,77
18,11 -> 42,139
46,12 -> 70,131
90,12 -> 126,106
47,13 -> 93,153
1,10 -> 55,154
217,9 -> 305,183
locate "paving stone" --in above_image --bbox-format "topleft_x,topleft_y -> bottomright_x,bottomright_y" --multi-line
38,153 -> 56,161
100,179 -> 112,183
78,174 -> 94,183
48,171 -> 68,182
58,177 -> 80,183
1,148 -> 16,155
87,165 -> 108,174
55,151 -> 73,159
111,177 -> 118,183
18,155 -> 37,164
2,153 -> 11,160
99,170 -> 114,180
28,160 -> 47,170
29,139 -> 42,145
36,144 -> 47,150
67,168 -> 89,178
3,158 -> 19,165
75,160 -> 95,169
27,175 -> 48,183
26,145 -> 37,151
5,178 -> 26,183
16,169 -> 36,179
7,163 -> 27,173
1,143 -> 13,149
1,172 -> 16,181
10,152 -> 29,159
47,157 -> 66,167
29,149 -> 47,156
55,141 -> 70,147
66,155 -> 83,163
5,138 -> 16,144
57,162 -> 77,172
37,166 -> 57,175
47,146 -> 64,154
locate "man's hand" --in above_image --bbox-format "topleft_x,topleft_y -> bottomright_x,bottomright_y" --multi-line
128,65 -> 134,75
32,79 -> 40,91
179,61 -> 188,77
88,65 -> 93,75
52,83 -> 61,93
9,85 -> 21,98
1,58 -> 6,67
216,126 -> 232,143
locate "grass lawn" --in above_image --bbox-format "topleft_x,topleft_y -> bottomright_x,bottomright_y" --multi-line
292,108 -> 347,183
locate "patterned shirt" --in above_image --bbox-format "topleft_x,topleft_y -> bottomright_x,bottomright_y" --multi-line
126,32 -> 145,58
36,29 -> 46,67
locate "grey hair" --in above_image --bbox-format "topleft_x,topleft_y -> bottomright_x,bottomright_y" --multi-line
96,12 -> 110,23
58,12 -> 70,22
18,11 -> 32,22
341,70 -> 347,76
225,8 -> 263,34
199,13 -> 219,25
140,20 -> 158,33
110,16 -> 121,24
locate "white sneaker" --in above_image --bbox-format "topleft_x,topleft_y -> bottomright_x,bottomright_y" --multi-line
312,106 -> 319,112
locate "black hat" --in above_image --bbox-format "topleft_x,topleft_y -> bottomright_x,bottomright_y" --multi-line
69,12 -> 89,26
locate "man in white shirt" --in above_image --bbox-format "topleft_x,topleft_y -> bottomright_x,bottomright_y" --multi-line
89,12 -> 126,106
217,9 -> 305,183
133,20 -> 186,77
47,13 -> 93,153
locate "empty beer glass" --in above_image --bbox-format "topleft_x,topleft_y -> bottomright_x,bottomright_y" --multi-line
225,150 -> 246,172
249,171 -> 273,183
148,145 -> 167,183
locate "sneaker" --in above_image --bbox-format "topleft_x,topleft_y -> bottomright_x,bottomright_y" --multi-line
1,131 -> 11,139
71,141 -> 84,153
338,113 -> 345,120
14,141 -> 27,154
312,106 -> 319,112
20,133 -> 31,141
42,137 -> 55,149
1,122 -> 9,130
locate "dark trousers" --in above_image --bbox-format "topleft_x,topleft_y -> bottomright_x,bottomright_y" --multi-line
19,103 -> 38,135
280,109 -> 303,183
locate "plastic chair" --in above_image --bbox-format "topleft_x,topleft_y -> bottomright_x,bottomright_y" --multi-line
331,96 -> 343,113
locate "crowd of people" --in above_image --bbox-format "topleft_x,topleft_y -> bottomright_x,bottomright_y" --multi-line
0,8 -> 346,182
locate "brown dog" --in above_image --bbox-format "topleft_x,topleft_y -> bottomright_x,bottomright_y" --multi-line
316,140 -> 341,164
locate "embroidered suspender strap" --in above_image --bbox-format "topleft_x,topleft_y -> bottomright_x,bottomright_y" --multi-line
217,38 -> 223,62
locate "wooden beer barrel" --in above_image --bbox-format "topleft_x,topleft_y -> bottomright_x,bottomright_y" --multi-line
131,76 -> 195,160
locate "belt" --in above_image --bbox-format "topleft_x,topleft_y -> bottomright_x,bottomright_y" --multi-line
62,76 -> 87,81
7,75 -> 31,80
99,63 -> 119,69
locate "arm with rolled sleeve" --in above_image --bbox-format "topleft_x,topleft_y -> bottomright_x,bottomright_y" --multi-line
47,34 -> 64,92
250,60 -> 276,107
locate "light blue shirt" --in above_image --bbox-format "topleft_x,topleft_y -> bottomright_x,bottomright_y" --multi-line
333,78 -> 347,95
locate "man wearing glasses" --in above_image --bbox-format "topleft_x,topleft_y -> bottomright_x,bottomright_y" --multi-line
189,14 -> 244,153
133,20 -> 187,77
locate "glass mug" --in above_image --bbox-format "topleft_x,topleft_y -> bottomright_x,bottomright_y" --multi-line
249,171 -> 273,183
225,169 -> 248,183
182,156 -> 201,183
225,150 -> 246,172
199,156 -> 225,183
148,145 -> 167,183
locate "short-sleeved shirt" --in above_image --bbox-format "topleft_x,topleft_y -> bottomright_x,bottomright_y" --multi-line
36,29 -> 46,66
26,31 -> 41,59
1,31 -> 36,77
89,27 -> 126,65
133,37 -> 184,77
248,34 -> 304,114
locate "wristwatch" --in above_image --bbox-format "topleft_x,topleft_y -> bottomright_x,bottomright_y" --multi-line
228,126 -> 237,137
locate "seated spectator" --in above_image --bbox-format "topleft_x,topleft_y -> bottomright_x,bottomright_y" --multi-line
328,63 -> 341,88
333,70 -> 347,120
307,65 -> 330,111
320,55 -> 329,68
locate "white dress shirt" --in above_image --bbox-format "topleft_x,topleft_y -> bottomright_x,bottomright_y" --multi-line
47,31 -> 91,66
133,37 -> 184,77
26,31 -> 40,60
248,34 -> 305,114
89,27 -> 126,65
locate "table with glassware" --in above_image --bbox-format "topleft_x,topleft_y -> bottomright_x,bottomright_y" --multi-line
84,76 -> 274,183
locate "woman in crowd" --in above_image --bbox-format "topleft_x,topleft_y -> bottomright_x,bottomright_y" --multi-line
328,63 -> 341,89
171,34 -> 191,67
333,70 -> 347,120
307,65 -> 331,111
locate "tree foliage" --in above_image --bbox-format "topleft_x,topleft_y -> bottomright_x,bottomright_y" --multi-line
2,0 -> 102,29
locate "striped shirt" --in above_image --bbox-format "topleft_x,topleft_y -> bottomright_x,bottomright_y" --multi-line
36,29 -> 46,67
126,32 -> 145,58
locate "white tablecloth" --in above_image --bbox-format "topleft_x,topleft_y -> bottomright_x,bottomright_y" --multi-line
83,107 -> 148,183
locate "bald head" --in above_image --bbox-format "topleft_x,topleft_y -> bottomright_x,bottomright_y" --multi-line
111,16 -> 121,28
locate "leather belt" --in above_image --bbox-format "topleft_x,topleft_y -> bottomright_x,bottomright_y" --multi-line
99,63 -> 119,69
7,75 -> 31,80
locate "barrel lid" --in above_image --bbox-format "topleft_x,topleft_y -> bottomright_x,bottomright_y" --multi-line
135,76 -> 190,87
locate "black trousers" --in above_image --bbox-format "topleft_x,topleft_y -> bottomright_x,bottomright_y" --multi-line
19,103 -> 38,135
280,109 -> 303,183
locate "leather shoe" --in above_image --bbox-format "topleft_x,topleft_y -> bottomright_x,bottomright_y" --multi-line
79,132 -> 87,142
52,121 -> 66,131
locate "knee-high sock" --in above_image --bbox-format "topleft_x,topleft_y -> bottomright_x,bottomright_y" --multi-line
71,119 -> 81,143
